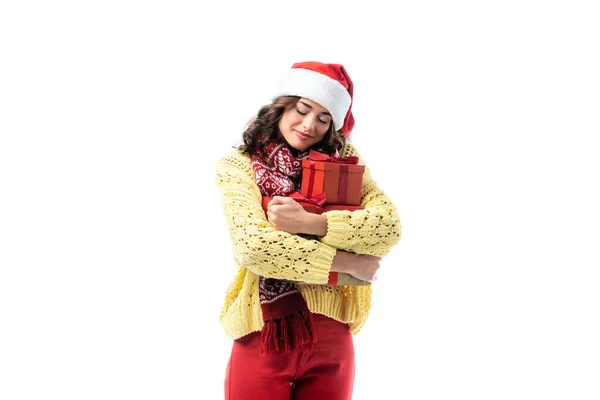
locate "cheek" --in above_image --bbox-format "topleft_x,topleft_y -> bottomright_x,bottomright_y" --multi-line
279,113 -> 292,131
280,111 -> 298,128
316,124 -> 331,140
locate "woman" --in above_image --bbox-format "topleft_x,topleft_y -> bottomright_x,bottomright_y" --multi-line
215,61 -> 401,400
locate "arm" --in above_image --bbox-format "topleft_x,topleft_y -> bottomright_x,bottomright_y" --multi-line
215,151 -> 336,284
330,250 -> 381,282
318,144 -> 402,256
263,195 -> 380,283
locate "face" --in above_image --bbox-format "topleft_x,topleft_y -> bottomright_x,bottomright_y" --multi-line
278,98 -> 332,151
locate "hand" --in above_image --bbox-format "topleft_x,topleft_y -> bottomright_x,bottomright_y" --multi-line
266,196 -> 310,234
348,253 -> 381,282
331,251 -> 382,282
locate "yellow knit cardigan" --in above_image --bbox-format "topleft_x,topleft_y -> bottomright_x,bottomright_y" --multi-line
214,143 -> 401,340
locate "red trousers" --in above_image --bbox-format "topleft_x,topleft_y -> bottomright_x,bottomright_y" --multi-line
225,314 -> 355,400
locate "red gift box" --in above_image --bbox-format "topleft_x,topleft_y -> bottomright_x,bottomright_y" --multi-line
262,193 -> 363,215
300,150 -> 365,206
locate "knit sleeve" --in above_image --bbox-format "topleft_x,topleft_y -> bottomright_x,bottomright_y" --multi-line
215,150 -> 337,284
318,143 -> 402,256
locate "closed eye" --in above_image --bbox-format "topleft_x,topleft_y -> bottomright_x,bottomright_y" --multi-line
296,108 -> 331,124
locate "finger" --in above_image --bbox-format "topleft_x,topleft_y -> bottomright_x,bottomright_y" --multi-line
267,211 -> 281,228
268,216 -> 279,231
268,196 -> 286,206
272,196 -> 297,206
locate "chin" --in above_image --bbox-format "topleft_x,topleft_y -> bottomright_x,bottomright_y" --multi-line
281,134 -> 308,151
290,143 -> 309,151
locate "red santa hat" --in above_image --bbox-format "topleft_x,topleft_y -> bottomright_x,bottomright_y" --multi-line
274,61 -> 355,137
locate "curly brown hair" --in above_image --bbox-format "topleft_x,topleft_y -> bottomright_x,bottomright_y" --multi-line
238,96 -> 346,162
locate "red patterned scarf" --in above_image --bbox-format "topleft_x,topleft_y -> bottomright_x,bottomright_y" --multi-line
250,139 -> 317,354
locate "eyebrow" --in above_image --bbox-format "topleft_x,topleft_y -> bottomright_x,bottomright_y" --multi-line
298,101 -> 331,116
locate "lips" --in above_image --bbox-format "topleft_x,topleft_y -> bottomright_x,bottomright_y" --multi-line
294,130 -> 312,141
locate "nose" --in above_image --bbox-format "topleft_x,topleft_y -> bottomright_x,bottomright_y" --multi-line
302,115 -> 317,132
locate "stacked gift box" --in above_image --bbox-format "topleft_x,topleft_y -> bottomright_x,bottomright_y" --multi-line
262,150 -> 370,287
300,150 -> 364,206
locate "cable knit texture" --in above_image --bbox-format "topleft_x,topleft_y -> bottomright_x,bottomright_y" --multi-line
215,143 -> 401,339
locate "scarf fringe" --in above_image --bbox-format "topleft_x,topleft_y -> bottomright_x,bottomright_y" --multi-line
260,311 -> 317,355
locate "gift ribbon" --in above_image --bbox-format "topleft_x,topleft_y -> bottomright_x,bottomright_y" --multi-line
308,150 -> 359,164
339,165 -> 350,204
289,191 -> 326,207
327,272 -> 339,286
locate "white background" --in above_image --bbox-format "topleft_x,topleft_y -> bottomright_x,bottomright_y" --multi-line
1,1 -> 599,399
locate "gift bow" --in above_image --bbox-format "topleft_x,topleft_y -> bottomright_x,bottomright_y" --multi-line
289,191 -> 327,207
308,150 -> 359,164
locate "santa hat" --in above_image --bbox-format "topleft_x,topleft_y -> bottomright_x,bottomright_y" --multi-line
274,61 -> 355,137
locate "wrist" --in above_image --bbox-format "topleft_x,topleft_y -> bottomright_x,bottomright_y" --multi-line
330,251 -> 356,275
302,212 -> 328,237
